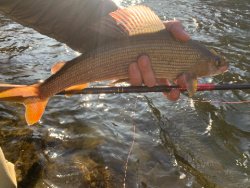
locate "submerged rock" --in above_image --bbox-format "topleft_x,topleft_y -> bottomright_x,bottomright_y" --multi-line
0,125 -> 45,188
42,152 -> 116,188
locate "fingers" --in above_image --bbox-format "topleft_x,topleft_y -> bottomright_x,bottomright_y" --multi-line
128,56 -> 180,101
164,89 -> 180,101
137,55 -> 156,87
128,62 -> 142,86
129,55 -> 156,87
164,20 -> 190,42
128,19 -> 190,100
161,79 -> 180,101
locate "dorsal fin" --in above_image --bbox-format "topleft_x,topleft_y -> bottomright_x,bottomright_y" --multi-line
91,5 -> 165,38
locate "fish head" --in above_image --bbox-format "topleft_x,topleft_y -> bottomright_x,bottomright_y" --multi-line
207,49 -> 229,75
194,49 -> 229,77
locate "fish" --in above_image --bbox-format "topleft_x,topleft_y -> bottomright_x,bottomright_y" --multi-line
0,5 -> 228,125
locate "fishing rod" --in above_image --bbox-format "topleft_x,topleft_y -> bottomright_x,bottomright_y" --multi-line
58,83 -> 250,95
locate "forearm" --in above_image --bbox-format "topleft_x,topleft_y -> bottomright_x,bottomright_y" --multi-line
0,0 -> 118,52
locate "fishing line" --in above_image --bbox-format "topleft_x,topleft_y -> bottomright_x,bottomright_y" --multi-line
192,99 -> 250,104
184,86 -> 250,106
123,97 -> 137,188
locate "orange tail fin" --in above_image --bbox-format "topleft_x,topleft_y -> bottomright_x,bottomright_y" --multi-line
0,84 -> 49,125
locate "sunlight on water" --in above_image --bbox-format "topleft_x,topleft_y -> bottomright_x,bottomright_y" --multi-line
113,0 -> 143,7
192,17 -> 199,30
202,112 -> 213,136
48,128 -> 68,140
112,0 -> 123,6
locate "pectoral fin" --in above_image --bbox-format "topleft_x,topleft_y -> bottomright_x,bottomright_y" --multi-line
176,72 -> 198,97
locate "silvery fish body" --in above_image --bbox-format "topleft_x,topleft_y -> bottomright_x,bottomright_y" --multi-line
39,31 -> 225,98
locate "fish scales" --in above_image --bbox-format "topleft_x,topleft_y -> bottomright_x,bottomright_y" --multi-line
39,32 -> 211,98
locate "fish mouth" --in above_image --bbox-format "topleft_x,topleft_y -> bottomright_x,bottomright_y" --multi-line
219,64 -> 229,73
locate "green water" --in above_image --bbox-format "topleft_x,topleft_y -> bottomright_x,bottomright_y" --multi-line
0,0 -> 249,187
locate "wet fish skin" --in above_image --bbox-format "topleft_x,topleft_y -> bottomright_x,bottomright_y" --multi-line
39,31 -> 228,99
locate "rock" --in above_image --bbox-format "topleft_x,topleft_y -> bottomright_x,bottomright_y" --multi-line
0,126 -> 45,188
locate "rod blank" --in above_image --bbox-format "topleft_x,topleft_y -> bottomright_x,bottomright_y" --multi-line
58,83 -> 250,95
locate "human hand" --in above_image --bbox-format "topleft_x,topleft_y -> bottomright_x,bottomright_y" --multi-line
128,20 -> 190,101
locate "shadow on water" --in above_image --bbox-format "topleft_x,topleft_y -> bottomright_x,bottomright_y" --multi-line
0,0 -> 249,187
145,97 -> 216,188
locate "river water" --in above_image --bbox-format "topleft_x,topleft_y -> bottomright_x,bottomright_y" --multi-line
0,0 -> 249,187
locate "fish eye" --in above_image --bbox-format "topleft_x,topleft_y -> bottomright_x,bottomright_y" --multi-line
215,56 -> 221,67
